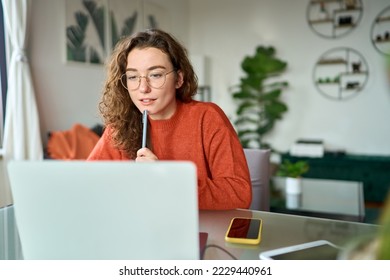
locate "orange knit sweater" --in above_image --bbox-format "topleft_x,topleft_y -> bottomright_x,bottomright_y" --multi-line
87,100 -> 252,210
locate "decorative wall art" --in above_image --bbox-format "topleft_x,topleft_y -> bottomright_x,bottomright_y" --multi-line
108,0 -> 141,52
66,0 -> 107,64
371,5 -> 390,56
306,0 -> 363,39
142,1 -> 168,31
65,0 -> 168,65
313,47 -> 369,100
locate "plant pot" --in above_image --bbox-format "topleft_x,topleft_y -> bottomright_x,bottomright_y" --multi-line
285,177 -> 302,209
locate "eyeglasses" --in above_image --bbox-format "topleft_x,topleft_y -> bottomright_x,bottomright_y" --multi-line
120,69 -> 176,90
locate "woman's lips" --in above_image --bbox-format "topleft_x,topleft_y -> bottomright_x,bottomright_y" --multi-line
140,98 -> 156,105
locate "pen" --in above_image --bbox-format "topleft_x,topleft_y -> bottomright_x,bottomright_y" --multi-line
142,110 -> 148,148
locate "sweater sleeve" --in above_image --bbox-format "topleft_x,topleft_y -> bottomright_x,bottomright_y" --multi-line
197,105 -> 252,210
87,127 -> 130,160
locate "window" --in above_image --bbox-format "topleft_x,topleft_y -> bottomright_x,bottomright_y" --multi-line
0,2 -> 7,146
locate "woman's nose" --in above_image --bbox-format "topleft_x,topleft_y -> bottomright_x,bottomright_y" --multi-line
139,77 -> 151,93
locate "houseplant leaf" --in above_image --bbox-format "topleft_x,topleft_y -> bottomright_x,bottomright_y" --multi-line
232,45 -> 289,149
277,160 -> 309,178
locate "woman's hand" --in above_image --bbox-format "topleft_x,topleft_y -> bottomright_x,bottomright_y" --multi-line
135,147 -> 158,162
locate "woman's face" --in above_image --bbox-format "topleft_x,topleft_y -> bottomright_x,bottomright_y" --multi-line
125,47 -> 183,120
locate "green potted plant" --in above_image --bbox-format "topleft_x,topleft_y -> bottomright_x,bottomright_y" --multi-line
276,160 -> 309,178
276,160 -> 309,209
231,46 -> 289,149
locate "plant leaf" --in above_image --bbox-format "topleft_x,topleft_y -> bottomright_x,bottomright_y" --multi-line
231,45 -> 289,149
83,0 -> 106,51
122,11 -> 138,36
236,101 -> 255,115
232,91 -> 255,99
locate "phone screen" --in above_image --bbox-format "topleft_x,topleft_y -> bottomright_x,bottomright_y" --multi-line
227,218 -> 261,239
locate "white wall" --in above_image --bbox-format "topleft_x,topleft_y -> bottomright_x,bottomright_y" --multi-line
29,0 -> 390,154
188,0 -> 390,155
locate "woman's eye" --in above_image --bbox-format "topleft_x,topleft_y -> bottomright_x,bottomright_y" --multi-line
127,75 -> 138,81
149,72 -> 163,79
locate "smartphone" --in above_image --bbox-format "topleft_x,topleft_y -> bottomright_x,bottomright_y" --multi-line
259,240 -> 341,260
225,217 -> 262,245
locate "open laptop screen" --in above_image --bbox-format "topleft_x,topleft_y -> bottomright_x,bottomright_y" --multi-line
8,160 -> 199,260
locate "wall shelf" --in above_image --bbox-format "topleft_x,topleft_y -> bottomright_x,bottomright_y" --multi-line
307,0 -> 363,39
310,0 -> 341,4
376,16 -> 390,23
371,5 -> 390,56
374,38 -> 390,44
318,58 -> 347,64
335,23 -> 356,29
308,19 -> 333,24
313,47 -> 369,101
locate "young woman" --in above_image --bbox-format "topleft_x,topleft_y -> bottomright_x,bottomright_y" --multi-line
88,29 -> 252,210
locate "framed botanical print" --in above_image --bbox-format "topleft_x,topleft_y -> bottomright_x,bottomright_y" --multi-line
65,0 -> 168,65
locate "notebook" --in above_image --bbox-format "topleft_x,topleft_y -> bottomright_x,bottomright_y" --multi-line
7,160 -> 200,260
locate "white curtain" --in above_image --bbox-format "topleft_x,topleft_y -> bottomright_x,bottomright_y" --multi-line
1,0 -> 40,260
1,0 -> 43,161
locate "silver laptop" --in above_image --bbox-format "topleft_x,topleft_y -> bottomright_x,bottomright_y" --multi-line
7,160 -> 199,260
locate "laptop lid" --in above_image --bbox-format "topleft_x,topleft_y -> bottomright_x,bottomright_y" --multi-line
7,160 -> 199,260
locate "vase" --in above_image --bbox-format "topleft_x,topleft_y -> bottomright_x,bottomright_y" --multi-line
285,177 -> 302,209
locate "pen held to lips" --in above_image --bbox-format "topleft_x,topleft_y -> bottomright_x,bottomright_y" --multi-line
142,110 -> 148,148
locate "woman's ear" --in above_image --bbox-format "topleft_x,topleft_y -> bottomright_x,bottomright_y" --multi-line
175,70 -> 184,89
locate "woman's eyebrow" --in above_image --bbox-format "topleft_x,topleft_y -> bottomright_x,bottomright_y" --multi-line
125,65 -> 167,72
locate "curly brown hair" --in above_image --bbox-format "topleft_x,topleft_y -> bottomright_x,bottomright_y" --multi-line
99,29 -> 198,158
